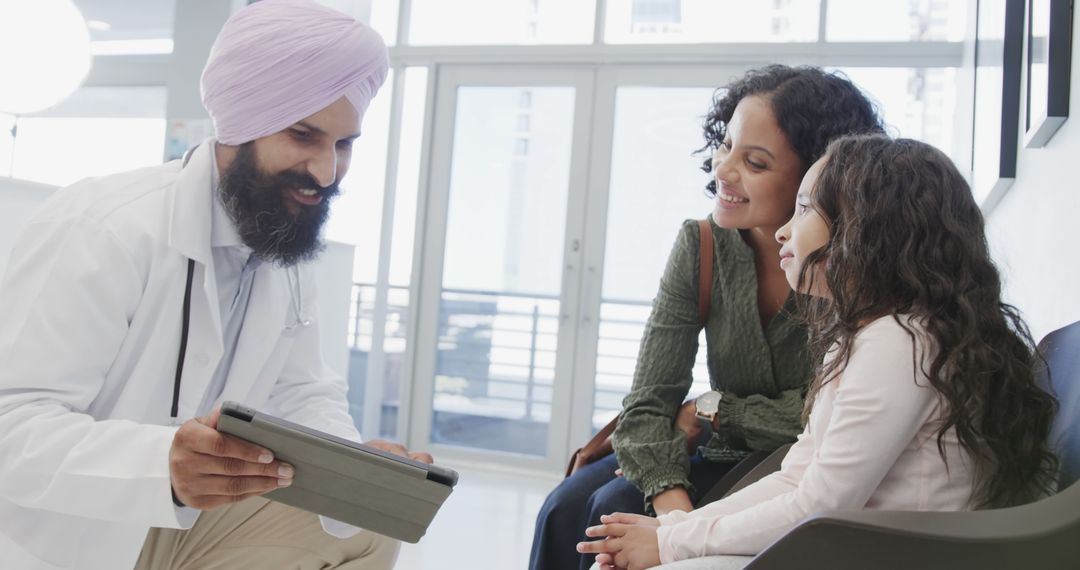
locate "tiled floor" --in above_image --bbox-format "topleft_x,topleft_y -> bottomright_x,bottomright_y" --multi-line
395,462 -> 560,569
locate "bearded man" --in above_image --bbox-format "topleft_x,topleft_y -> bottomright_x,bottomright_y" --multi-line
0,2 -> 426,569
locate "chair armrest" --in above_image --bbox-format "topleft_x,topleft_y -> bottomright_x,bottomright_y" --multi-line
745,481 -> 1080,570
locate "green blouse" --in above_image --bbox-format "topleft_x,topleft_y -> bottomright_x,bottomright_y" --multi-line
612,218 -> 812,508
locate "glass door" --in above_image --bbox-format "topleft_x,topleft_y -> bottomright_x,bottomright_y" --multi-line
408,67 -> 595,470
565,66 -> 748,450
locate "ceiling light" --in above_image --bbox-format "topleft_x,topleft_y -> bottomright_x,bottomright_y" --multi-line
0,0 -> 92,115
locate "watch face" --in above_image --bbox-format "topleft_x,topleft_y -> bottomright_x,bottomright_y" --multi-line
697,391 -> 721,412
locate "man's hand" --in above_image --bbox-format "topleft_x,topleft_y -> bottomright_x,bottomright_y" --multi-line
169,407 -> 294,510
578,517 -> 663,570
651,487 -> 693,516
365,439 -> 434,464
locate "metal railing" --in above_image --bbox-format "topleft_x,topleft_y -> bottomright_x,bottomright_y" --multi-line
347,283 -> 707,428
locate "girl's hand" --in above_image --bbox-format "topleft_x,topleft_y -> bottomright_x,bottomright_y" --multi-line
578,522 -> 662,570
599,512 -> 660,527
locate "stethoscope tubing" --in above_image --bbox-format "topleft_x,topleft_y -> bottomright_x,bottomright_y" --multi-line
171,259 -> 195,419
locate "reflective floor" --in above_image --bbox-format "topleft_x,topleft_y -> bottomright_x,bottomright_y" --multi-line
396,462 -> 559,569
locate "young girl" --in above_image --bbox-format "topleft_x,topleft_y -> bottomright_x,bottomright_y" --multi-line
579,135 -> 1059,570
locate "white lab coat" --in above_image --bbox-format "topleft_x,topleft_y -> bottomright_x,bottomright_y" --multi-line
0,141 -> 363,569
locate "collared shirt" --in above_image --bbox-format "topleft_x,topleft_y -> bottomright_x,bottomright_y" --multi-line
209,152 -> 253,319
197,149 -> 261,415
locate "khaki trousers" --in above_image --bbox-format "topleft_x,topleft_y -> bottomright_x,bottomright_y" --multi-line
136,497 -> 400,570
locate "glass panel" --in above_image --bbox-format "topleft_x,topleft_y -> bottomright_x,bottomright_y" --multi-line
327,69 -> 393,247
8,87 -> 166,186
605,0 -> 820,44
836,67 -> 959,162
409,0 -> 596,45
432,86 -> 575,455
346,68 -> 428,438
379,67 -> 428,437
826,0 -> 968,42
592,86 -> 716,430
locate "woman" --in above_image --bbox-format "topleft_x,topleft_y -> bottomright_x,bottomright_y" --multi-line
529,65 -> 885,570
581,135 -> 1059,570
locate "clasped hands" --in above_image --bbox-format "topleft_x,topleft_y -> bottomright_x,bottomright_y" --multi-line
577,513 -> 663,570
579,399 -> 704,568
169,406 -> 433,509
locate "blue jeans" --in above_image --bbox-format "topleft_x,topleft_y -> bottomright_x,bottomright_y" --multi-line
528,454 -> 734,570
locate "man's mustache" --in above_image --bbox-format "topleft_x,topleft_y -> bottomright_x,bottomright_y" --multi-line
270,170 -> 340,200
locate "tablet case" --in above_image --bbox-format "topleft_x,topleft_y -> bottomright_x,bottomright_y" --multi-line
217,401 -> 458,543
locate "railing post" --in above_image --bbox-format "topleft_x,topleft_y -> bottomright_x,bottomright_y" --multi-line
525,303 -> 540,420
351,284 -> 363,348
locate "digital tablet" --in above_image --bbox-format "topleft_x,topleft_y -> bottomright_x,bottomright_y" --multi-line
217,401 -> 458,543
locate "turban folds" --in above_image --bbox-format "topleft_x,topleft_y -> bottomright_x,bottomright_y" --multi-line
200,0 -> 389,145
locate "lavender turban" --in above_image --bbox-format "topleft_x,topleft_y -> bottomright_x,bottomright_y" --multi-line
200,0 -> 389,145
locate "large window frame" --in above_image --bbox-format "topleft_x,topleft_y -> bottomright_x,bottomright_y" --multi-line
86,0 -> 971,475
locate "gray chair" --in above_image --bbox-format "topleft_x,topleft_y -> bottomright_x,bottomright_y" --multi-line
724,320 -> 1080,569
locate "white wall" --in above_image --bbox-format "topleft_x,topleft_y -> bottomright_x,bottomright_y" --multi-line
313,240 -> 356,380
985,7 -> 1080,342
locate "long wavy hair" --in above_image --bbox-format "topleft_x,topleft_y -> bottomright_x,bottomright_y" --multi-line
700,64 -> 885,194
797,135 -> 1058,509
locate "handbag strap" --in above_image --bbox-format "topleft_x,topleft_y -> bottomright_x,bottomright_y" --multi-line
582,413 -> 619,455
696,218 -> 714,327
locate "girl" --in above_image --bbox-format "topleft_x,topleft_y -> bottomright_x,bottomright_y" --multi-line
530,65 -> 884,570
580,135 -> 1059,570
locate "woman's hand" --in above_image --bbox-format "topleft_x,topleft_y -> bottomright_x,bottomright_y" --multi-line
651,487 -> 693,515
675,400 -> 703,441
578,520 -> 662,570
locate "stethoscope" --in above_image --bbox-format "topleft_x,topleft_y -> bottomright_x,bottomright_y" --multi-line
170,145 -> 311,418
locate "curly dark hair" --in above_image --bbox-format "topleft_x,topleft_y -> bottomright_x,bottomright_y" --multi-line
701,64 -> 885,196
796,134 -> 1059,509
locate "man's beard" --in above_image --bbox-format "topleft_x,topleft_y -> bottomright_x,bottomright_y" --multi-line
218,142 -> 339,266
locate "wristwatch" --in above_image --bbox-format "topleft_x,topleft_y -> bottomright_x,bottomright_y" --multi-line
694,390 -> 723,424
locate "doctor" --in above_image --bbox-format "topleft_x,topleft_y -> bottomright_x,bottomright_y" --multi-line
0,1 -> 427,569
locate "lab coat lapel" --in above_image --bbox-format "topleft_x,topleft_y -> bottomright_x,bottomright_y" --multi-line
166,139 -> 225,418
222,265 -> 289,401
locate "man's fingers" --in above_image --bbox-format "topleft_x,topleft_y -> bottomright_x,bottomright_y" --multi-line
206,456 -> 294,479
180,421 -> 273,463
197,407 -> 222,429
576,537 -> 621,554
408,451 -> 434,464
365,439 -> 409,457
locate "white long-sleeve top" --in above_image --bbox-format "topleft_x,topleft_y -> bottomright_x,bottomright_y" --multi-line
655,315 -> 974,562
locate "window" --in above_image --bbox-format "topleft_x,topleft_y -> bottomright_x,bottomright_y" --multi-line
606,0 -> 820,43
408,0 -> 596,45
2,87 -> 166,187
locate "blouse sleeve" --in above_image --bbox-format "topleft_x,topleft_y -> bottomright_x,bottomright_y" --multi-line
614,220 -> 703,505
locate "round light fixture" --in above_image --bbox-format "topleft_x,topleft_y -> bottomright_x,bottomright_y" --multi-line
0,0 -> 92,115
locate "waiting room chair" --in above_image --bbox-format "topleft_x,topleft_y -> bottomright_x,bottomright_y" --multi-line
727,319 -> 1080,569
